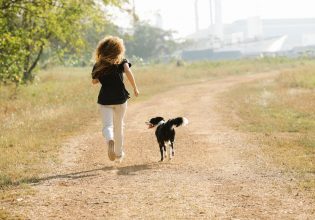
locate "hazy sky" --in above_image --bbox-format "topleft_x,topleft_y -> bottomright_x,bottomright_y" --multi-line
130,0 -> 315,37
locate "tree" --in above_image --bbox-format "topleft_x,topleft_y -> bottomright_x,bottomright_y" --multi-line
0,0 -> 126,84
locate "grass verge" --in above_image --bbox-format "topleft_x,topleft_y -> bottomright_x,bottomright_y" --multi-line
221,60 -> 315,197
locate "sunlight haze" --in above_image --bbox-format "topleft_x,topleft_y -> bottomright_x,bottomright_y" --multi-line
133,0 -> 315,37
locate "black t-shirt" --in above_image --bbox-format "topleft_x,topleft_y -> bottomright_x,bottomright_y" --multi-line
92,59 -> 131,105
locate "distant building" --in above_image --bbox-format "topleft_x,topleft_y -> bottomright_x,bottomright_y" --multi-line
246,17 -> 263,40
226,18 -> 315,51
183,18 -> 315,60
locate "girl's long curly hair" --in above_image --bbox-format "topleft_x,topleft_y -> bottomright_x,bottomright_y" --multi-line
92,36 -> 125,79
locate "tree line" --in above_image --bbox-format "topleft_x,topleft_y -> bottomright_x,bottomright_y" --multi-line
0,0 -> 183,85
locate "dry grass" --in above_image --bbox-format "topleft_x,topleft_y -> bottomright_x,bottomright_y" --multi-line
130,57 -> 299,101
0,57 -> 309,217
221,60 -> 315,196
0,57 -> 304,188
0,67 -> 99,187
0,186 -> 32,219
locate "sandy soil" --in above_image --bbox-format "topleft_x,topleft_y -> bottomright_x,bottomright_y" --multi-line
5,72 -> 315,219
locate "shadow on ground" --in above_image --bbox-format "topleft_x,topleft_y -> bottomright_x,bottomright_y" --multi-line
12,162 -> 162,186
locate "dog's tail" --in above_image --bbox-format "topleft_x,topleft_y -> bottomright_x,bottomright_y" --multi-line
168,117 -> 189,129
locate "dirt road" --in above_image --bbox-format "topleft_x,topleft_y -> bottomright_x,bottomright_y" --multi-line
7,73 -> 315,219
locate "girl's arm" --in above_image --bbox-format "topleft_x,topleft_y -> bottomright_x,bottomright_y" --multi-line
91,64 -> 99,84
124,63 -> 139,97
92,79 -> 99,84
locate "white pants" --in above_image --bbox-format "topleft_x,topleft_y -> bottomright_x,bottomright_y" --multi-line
99,102 -> 127,157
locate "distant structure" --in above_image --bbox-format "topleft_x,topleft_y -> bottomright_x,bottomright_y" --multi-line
213,0 -> 223,39
154,10 -> 163,29
194,0 -> 199,32
183,1 -> 315,60
195,0 -> 223,39
246,17 -> 263,40
209,0 -> 213,27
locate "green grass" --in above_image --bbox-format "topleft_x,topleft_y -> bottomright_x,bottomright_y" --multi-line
221,60 -> 315,195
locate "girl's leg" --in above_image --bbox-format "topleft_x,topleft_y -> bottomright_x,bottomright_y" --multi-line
99,104 -> 116,161
99,104 -> 114,141
113,102 -> 127,157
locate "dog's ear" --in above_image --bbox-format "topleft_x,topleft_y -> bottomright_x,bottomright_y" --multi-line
149,117 -> 163,125
157,116 -> 164,121
155,117 -> 164,122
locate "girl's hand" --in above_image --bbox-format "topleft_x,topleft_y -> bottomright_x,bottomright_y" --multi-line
134,88 -> 139,97
92,79 -> 99,84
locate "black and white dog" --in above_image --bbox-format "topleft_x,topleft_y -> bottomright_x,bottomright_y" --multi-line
146,117 -> 188,161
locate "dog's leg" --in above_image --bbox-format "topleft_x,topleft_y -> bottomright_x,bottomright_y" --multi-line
159,143 -> 164,162
163,144 -> 168,159
170,142 -> 175,158
170,133 -> 175,159
169,146 -> 172,160
168,141 -> 173,159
